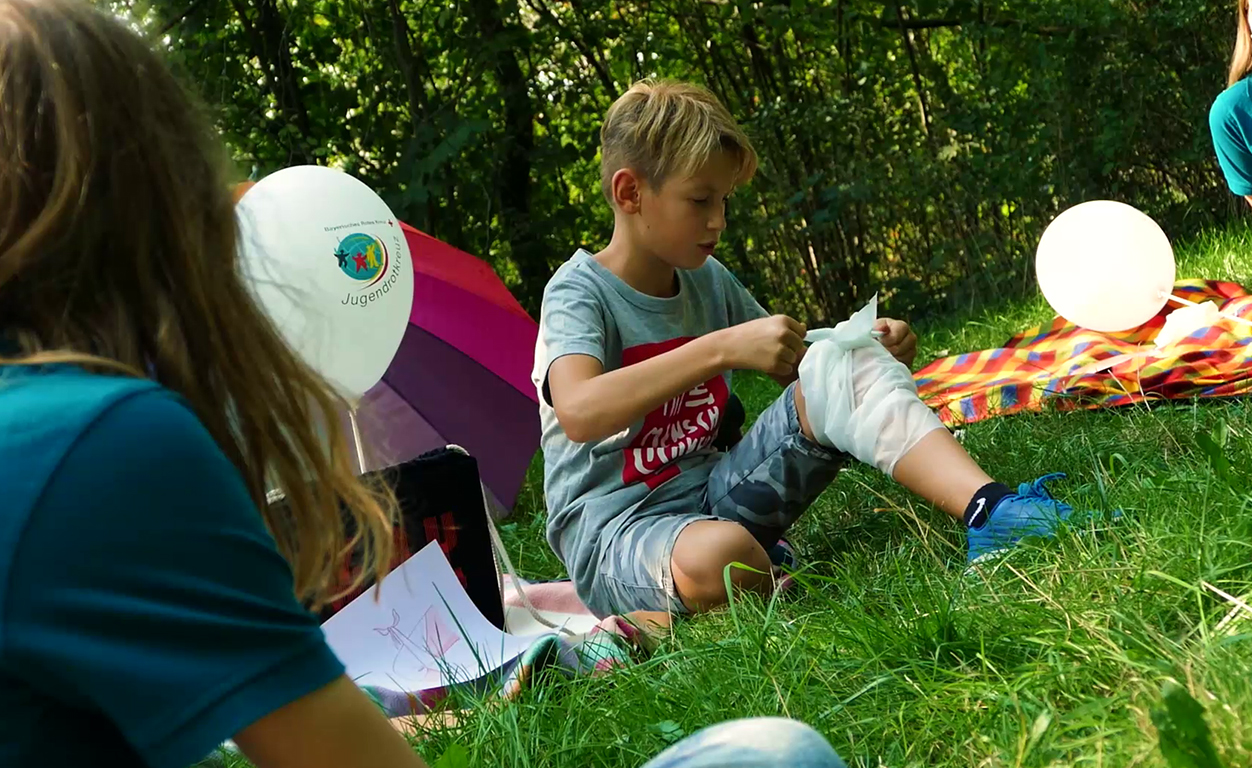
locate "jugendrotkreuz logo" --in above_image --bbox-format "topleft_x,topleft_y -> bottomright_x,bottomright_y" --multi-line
334,232 -> 389,286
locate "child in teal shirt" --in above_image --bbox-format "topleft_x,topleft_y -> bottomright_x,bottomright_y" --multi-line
1210,78 -> 1252,201
1211,0 -> 1252,204
0,1 -> 411,765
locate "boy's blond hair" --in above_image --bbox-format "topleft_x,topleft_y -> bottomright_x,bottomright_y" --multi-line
600,80 -> 758,202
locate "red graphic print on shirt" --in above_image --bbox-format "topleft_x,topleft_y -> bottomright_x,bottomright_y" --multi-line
620,337 -> 728,489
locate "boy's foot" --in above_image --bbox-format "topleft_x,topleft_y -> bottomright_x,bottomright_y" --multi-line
966,473 -> 1102,564
767,538 -> 797,594
767,537 -> 797,570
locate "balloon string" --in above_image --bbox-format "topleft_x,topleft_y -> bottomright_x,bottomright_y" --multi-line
348,408 -> 367,474
1160,291 -> 1252,329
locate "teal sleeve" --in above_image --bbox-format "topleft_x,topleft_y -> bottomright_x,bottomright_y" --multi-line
2,390 -> 345,768
1210,82 -> 1252,196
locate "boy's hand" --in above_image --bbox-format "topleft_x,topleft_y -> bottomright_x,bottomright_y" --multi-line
874,318 -> 917,367
722,315 -> 807,376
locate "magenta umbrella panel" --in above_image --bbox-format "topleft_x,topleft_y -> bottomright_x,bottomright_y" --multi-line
347,224 -> 540,511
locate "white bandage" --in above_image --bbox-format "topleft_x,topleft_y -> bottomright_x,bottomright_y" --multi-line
798,295 -> 945,476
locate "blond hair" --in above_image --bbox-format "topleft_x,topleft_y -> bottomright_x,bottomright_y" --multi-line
1231,0 -> 1252,86
0,0 -> 394,610
600,80 -> 758,202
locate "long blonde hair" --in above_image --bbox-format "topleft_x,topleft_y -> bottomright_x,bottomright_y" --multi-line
0,0 -> 394,609
1229,0 -> 1252,86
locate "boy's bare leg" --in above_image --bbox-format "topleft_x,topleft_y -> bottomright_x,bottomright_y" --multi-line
672,520 -> 773,612
669,381 -> 997,613
889,431 -> 993,519
792,382 -> 991,521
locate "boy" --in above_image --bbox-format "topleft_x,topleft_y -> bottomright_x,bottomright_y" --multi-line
532,80 -> 1096,619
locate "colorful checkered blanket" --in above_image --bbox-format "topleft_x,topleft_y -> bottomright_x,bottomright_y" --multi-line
915,280 -> 1252,425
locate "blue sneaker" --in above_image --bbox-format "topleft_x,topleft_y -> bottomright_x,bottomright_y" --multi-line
966,473 -> 1086,564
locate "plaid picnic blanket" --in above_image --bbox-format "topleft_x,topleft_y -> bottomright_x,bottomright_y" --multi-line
915,280 -> 1252,425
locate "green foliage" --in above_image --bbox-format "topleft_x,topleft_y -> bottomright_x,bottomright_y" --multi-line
432,743 -> 472,768
108,0 -> 1244,320
1152,682 -> 1226,768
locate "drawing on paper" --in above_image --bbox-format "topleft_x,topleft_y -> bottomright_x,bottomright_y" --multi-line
322,542 -> 539,694
373,607 -> 463,679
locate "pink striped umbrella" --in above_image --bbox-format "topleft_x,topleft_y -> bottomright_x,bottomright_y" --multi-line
349,224 -> 540,510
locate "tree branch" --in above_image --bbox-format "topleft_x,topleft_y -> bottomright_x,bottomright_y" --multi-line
521,0 -> 618,98
878,14 -> 1069,36
155,0 -> 208,36
892,2 -> 933,140
387,0 -> 428,123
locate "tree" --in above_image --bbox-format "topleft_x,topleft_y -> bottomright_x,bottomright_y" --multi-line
111,0 -> 1238,322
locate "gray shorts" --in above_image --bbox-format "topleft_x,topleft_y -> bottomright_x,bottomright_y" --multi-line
586,382 -> 845,616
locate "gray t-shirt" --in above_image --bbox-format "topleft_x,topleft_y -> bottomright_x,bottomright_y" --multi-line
532,249 -> 767,588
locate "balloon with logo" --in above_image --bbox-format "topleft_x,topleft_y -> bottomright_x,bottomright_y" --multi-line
236,166 -> 414,402
1035,200 -> 1176,333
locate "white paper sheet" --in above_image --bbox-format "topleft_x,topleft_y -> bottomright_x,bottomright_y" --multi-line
321,541 -> 539,692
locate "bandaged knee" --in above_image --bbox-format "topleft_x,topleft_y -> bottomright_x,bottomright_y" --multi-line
798,295 -> 945,476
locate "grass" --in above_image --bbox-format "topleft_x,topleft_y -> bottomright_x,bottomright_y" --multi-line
464,221 -> 1252,768
229,223 -> 1252,768
428,222 -> 1252,768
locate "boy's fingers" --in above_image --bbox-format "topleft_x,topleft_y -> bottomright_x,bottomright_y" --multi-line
890,335 -> 918,366
875,318 -> 909,346
886,330 -> 914,349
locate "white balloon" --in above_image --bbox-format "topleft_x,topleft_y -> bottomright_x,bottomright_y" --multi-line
236,166 -> 414,401
1035,200 -> 1176,332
